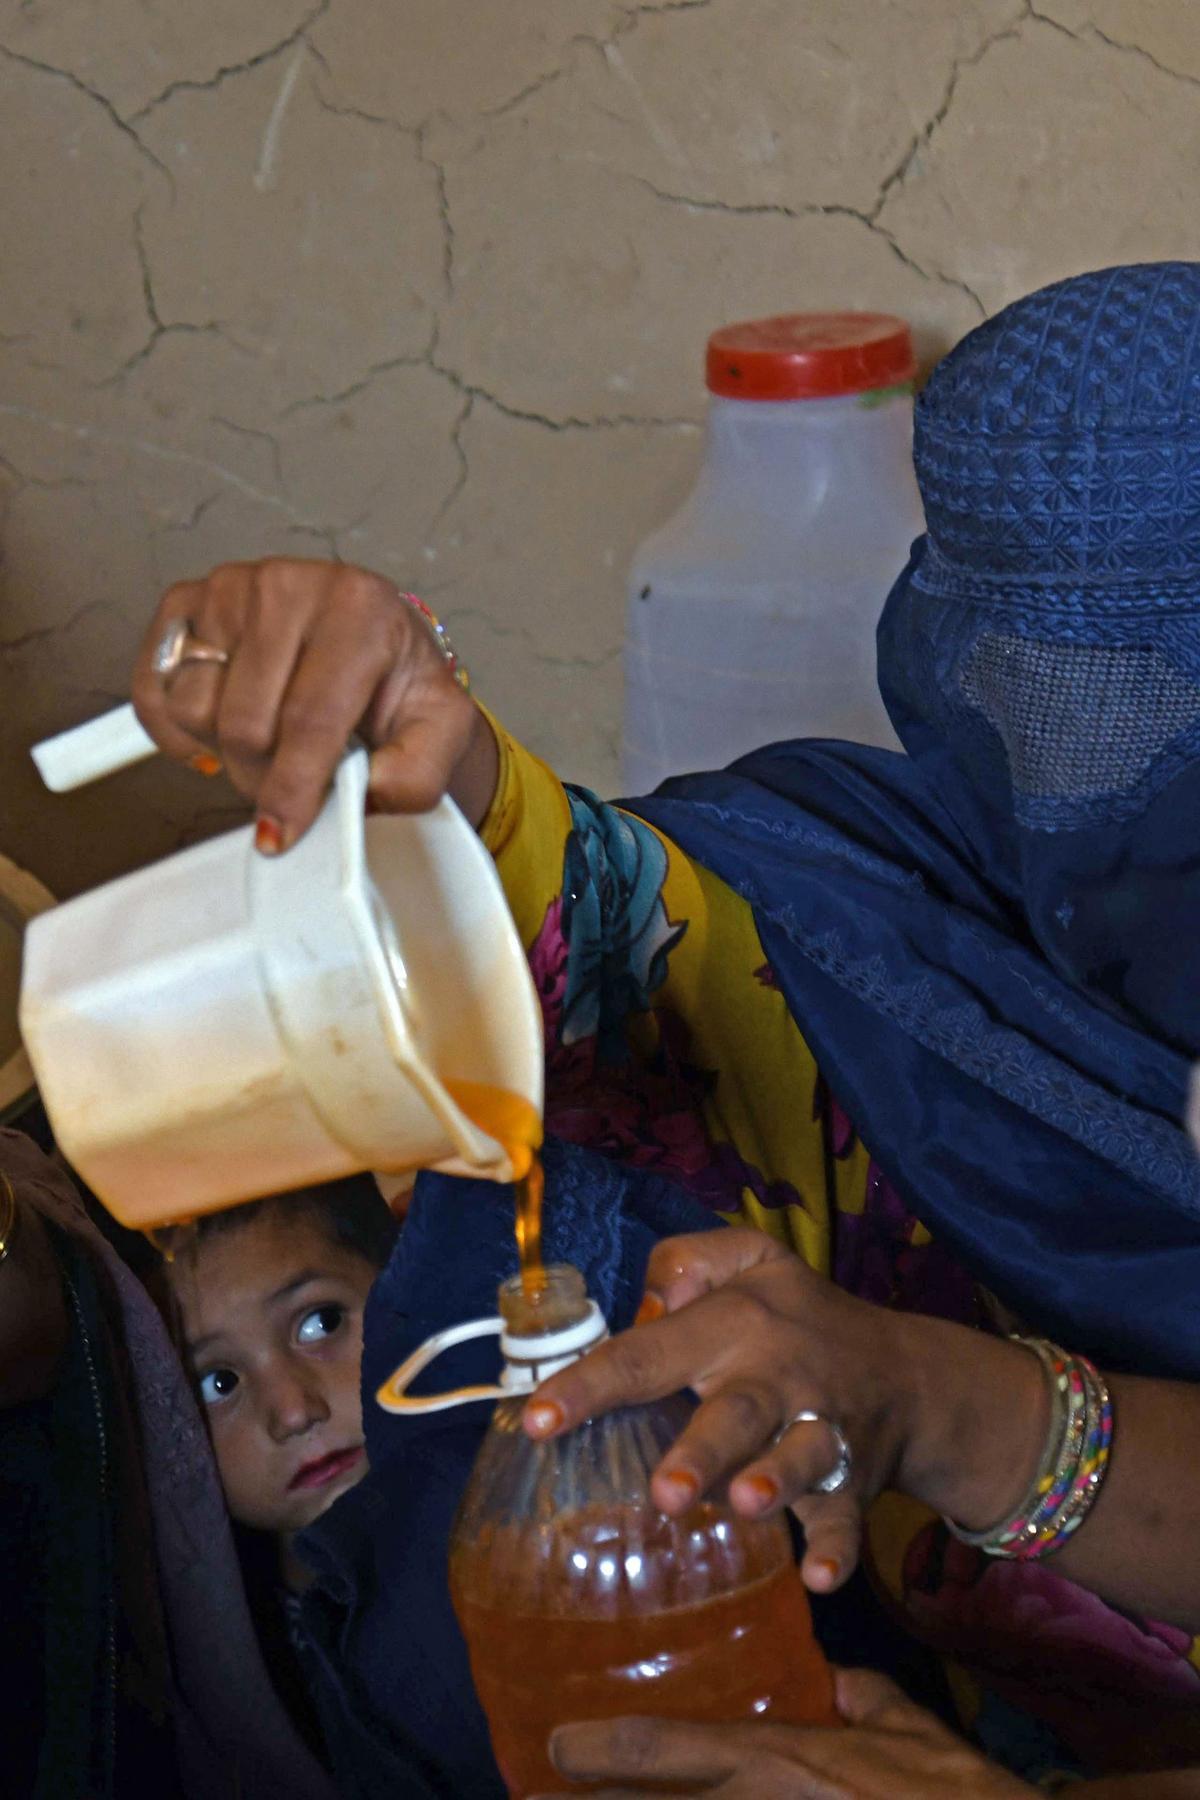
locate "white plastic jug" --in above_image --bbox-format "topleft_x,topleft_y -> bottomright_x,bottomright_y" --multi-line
622,313 -> 924,795
19,749 -> 542,1229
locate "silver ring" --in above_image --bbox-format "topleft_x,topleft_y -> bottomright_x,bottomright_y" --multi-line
774,1409 -> 852,1495
152,617 -> 230,680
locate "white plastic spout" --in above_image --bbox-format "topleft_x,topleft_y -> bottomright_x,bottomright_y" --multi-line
32,703 -> 157,793
376,1294 -> 608,1415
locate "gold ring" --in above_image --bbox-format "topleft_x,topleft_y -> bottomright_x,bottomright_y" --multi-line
152,617 -> 231,681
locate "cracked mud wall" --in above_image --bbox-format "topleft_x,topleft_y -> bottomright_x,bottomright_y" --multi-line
3,0 -> 1200,895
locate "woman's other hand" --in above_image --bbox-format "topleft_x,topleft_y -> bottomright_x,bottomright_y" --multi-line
524,1229 -> 1045,1594
532,1669 -> 1036,1798
132,559 -> 498,850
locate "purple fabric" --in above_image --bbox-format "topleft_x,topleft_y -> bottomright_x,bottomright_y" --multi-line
3,1129 -> 337,1800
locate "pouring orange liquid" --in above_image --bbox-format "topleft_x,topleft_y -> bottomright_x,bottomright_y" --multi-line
443,1080 -> 546,1298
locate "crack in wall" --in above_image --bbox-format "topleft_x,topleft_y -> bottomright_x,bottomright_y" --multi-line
0,41 -> 168,180
0,400 -> 328,532
271,323 -> 698,434
276,346 -> 434,418
429,392 -> 473,531
417,125 -> 456,295
628,176 -> 986,317
210,417 -> 286,491
128,0 -> 331,123
300,78 -> 455,300
0,598 -> 108,655
154,490 -> 225,536
429,350 -> 699,432
481,65 -> 569,121
307,53 -> 420,133
286,520 -> 342,558
871,6 -> 1027,220
0,449 -> 93,495
473,3 -> 713,127
1026,4 -> 1200,89
622,0 -> 714,12
95,204 -> 240,386
307,67 -> 455,304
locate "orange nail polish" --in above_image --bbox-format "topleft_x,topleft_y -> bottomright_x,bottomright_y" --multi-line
812,1557 -> 840,1585
660,1469 -> 699,1504
524,1400 -> 565,1436
254,814 -> 285,856
634,1290 -> 666,1326
741,1473 -> 780,1507
189,752 -> 222,778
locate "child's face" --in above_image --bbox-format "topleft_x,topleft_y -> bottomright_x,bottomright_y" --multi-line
172,1208 -> 374,1536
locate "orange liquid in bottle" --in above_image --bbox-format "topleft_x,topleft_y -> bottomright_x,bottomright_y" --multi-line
442,1081 -> 546,1297
451,1502 -> 839,1798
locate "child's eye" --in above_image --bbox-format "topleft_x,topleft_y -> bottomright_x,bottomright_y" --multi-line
199,1367 -> 239,1405
297,1304 -> 346,1345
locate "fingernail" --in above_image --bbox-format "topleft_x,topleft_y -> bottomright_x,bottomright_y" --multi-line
812,1557 -> 840,1586
547,1725 -> 578,1774
740,1473 -> 780,1508
189,753 -> 222,778
524,1400 -> 565,1436
634,1290 -> 665,1326
254,814 -> 287,856
659,1468 -> 699,1506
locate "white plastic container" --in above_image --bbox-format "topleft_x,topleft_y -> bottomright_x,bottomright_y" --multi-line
19,749 -> 542,1229
622,313 -> 924,794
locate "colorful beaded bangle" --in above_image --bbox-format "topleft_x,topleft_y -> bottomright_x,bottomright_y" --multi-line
946,1337 -> 1113,1562
399,590 -> 469,692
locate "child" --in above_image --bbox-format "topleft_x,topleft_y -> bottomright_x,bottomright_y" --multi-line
165,1176 -> 402,1784
167,1175 -> 396,1594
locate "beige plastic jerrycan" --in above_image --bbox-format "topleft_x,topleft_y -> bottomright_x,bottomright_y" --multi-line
19,748 -> 542,1229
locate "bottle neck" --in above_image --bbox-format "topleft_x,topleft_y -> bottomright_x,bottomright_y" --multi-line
499,1299 -> 608,1392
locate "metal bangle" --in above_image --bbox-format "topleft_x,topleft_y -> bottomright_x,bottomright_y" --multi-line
399,591 -> 469,691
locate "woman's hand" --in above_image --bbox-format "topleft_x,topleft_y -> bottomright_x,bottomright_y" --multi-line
532,1669 -> 1036,1798
132,559 -> 498,850
524,1230 -> 1045,1593
526,1230 -> 907,1591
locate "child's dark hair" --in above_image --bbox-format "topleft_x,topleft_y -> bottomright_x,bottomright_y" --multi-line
169,1170 -> 399,1271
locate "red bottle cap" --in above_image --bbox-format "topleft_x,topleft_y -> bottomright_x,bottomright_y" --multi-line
706,312 -> 915,401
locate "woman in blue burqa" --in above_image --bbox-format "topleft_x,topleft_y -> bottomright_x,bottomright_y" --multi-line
71,261 -> 1200,1781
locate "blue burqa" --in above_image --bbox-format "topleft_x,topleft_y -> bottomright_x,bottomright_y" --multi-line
630,264 -> 1200,1378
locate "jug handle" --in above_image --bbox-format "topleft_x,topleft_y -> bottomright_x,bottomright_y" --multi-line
375,1316 -> 507,1415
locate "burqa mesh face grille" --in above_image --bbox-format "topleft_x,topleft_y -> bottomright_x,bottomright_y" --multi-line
959,631 -> 1200,801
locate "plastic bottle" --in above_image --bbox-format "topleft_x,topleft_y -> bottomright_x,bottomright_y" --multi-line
380,1265 -> 839,1799
622,312 -> 924,795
